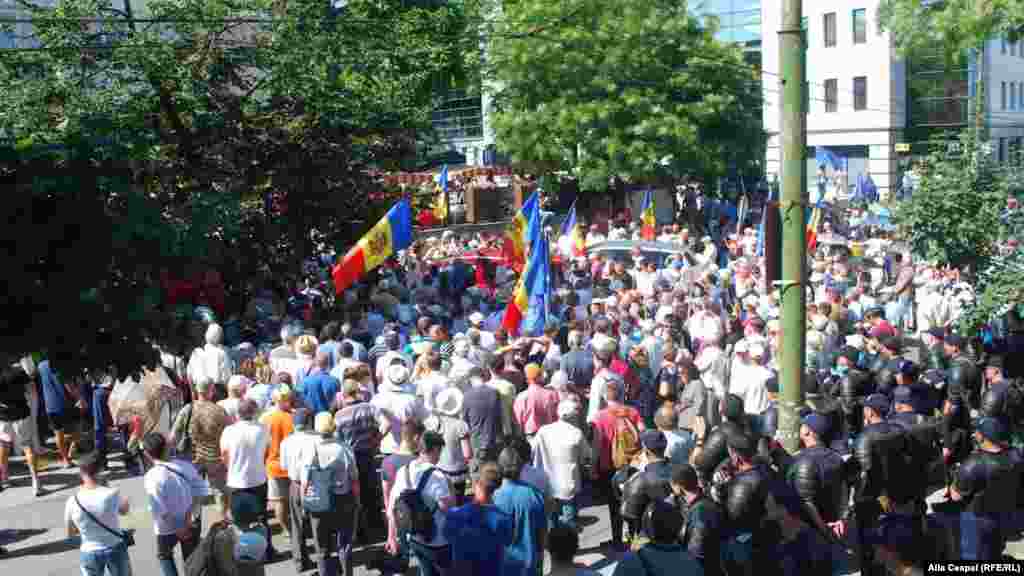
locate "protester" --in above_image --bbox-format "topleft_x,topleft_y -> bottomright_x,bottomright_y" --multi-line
532,398 -> 586,531
443,461 -> 515,574
386,430 -> 452,576
494,446 -> 548,576
220,398 -> 276,562
65,452 -> 133,576
142,432 -> 210,576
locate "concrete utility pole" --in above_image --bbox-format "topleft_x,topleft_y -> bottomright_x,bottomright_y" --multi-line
777,0 -> 807,453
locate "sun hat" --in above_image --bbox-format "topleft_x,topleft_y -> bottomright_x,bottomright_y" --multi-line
435,388 -> 464,417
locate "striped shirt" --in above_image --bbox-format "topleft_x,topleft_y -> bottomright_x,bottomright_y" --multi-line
334,401 -> 380,454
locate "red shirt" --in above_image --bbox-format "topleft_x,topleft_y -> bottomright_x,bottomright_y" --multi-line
593,404 -> 642,473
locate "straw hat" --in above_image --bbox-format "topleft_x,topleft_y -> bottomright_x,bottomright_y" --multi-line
435,388 -> 464,417
314,412 -> 336,435
295,335 -> 318,356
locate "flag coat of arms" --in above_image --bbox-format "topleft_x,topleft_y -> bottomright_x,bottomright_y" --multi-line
640,189 -> 656,240
332,200 -> 413,294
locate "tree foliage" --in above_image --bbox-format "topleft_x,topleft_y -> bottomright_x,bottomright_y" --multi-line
878,0 -> 1024,57
484,0 -> 763,192
0,0 -> 474,374
894,129 -> 1009,272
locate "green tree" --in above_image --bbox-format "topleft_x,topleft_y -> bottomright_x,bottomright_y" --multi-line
893,129 -> 1008,272
878,0 -> 1024,57
0,0 -> 474,374
484,0 -> 763,192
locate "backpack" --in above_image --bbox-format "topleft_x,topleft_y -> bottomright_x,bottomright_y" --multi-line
176,403 -> 193,458
185,521 -> 226,576
611,409 -> 641,470
302,443 -> 336,514
393,465 -> 437,541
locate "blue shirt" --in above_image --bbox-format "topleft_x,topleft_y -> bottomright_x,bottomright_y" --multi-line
493,479 -> 547,576
300,372 -> 341,414
38,360 -> 65,415
444,503 -> 515,575
318,341 -> 341,371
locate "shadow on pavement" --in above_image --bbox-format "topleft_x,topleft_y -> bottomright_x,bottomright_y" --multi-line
0,529 -> 48,545
0,536 -> 78,558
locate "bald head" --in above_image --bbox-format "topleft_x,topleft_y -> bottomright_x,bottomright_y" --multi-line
315,350 -> 332,370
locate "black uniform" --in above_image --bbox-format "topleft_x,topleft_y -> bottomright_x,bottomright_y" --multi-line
677,494 -> 724,576
955,448 -> 1021,559
948,354 -> 982,411
774,444 -> 847,525
721,465 -> 774,576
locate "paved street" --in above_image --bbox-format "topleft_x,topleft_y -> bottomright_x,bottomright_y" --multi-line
1,450 -> 1022,575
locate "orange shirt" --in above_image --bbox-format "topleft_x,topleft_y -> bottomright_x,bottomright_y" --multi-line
261,408 -> 294,479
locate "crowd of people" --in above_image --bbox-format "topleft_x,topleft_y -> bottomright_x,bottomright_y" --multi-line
1,189 -> 1024,576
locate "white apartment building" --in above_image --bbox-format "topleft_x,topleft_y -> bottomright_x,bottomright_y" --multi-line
762,0 -> 1024,200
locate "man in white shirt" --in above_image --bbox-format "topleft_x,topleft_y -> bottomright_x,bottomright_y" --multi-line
386,431 -> 452,572
142,432 -> 211,576
415,352 -> 451,414
187,323 -> 233,394
280,408 -> 318,572
468,313 -> 496,351
219,398 -> 274,561
729,344 -> 771,417
66,452 -> 133,576
373,364 -> 427,455
531,400 -> 585,531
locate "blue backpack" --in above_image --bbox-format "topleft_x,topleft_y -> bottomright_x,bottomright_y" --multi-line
302,444 -> 335,514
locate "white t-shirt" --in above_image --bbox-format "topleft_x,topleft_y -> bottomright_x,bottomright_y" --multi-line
65,486 -> 124,552
280,430 -> 318,482
388,459 -> 450,547
218,398 -> 242,422
220,420 -> 269,489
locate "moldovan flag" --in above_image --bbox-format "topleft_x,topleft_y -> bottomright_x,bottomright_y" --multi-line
503,190 -> 539,271
640,189 -> 656,240
503,212 -> 548,335
559,199 -> 585,257
332,200 -> 413,295
806,201 -> 823,253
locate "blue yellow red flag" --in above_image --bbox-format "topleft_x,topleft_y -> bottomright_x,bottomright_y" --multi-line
332,200 -> 414,294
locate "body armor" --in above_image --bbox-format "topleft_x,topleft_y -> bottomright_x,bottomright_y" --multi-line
948,355 -> 982,410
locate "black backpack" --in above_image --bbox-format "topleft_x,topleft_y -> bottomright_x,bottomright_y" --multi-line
185,521 -> 226,576
393,465 -> 437,542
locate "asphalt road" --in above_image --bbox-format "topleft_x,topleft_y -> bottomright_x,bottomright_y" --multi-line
1,447 -> 1021,575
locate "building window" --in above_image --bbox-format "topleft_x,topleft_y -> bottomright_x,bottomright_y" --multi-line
853,76 -> 867,110
824,12 -> 836,47
1014,83 -> 1018,110
999,138 -> 1007,163
852,9 -> 867,44
825,79 -> 838,112
1014,42 -> 1018,57
1004,37 -> 1008,54
1003,82 -> 1008,110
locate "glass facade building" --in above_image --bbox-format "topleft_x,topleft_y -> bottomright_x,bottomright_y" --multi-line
692,0 -> 762,57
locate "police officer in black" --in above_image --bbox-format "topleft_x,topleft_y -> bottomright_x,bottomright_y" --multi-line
924,327 -> 949,372
945,334 -> 982,412
767,412 -> 847,541
888,386 -> 924,428
719,433 -> 774,576
951,417 -> 1021,559
621,430 -> 674,544
692,394 -> 750,487
670,463 -> 723,576
846,393 -> 909,576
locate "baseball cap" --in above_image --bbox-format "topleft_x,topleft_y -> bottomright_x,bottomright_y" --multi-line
926,327 -> 946,340
977,417 -> 1008,444
897,359 -> 918,377
801,413 -> 831,437
864,394 -> 890,414
945,334 -> 964,348
640,430 -> 668,455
